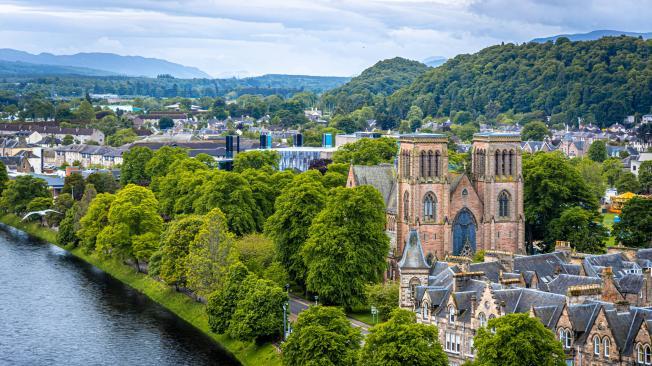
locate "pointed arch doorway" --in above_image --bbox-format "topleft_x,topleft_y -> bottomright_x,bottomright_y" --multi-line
453,208 -> 477,256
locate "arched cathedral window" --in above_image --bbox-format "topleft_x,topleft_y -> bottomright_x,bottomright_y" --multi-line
420,151 -> 426,178
403,191 -> 410,221
423,192 -> 437,222
498,191 -> 510,218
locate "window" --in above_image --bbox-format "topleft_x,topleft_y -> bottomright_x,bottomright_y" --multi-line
478,313 -> 487,328
468,337 -> 475,355
646,345 -> 651,364
420,151 -> 426,178
421,304 -> 429,319
427,150 -> 434,177
409,277 -> 420,301
603,337 -> 610,357
423,193 -> 437,221
448,305 -> 456,323
434,151 -> 441,177
498,191 -> 510,217
558,329 -> 571,349
637,344 -> 644,364
403,191 -> 409,221
445,333 -> 461,353
593,336 -> 600,355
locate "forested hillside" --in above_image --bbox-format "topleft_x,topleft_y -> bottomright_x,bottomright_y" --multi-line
339,37 -> 651,130
319,57 -> 430,114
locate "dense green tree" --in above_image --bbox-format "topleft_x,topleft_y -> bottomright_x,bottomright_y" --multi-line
159,215 -> 204,288
282,306 -> 362,366
95,184 -> 162,265
588,140 -> 608,162
639,160 -> 652,194
365,282 -> 399,321
548,206 -> 607,253
25,197 -> 52,222
523,152 -> 598,251
145,146 -> 188,191
206,262 -> 250,334
265,171 -> 327,286
450,123 -> 479,142
359,309 -> 447,366
0,175 -> 50,215
194,171 -> 261,235
332,137 -> 397,165
186,208 -> 235,297
240,169 -> 277,227
520,121 -> 550,141
473,313 -> 565,366
107,128 -> 138,147
77,193 -> 115,253
85,172 -> 119,194
573,158 -> 606,200
62,134 -> 74,145
602,158 -> 623,187
235,233 -> 276,276
228,276 -> 287,342
302,186 -> 389,308
63,173 -> 85,200
76,100 -> 96,121
616,171 -> 640,193
233,150 -> 280,172
47,193 -> 74,227
120,146 -> 154,186
57,203 -> 80,247
613,197 -> 652,247
158,117 -> 174,130
0,161 -> 8,194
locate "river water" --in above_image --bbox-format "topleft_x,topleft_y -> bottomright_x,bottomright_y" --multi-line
0,225 -> 240,366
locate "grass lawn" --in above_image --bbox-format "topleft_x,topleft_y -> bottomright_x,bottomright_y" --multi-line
347,310 -> 378,326
0,214 -> 281,366
602,213 -> 617,247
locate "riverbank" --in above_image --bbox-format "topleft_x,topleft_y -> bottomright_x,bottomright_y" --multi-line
0,214 -> 281,366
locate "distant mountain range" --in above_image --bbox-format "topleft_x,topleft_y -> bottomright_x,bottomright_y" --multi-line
531,30 -> 652,43
0,60 -> 118,77
423,56 -> 447,67
0,49 -> 211,78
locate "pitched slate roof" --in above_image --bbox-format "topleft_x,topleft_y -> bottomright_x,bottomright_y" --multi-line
544,274 -> 602,295
513,252 -> 570,284
350,164 -> 397,212
469,261 -> 505,283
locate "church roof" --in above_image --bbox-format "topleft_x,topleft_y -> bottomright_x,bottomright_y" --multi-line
350,164 -> 397,212
398,229 -> 429,269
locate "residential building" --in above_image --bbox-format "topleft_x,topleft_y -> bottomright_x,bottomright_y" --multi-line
631,153 -> 652,176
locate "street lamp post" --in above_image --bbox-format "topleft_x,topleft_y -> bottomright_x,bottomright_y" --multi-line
314,295 -> 318,306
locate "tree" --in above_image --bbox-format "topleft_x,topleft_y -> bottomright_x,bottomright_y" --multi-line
235,233 -> 276,276
158,117 -> 174,130
78,193 -> 115,253
359,309 -> 447,366
145,146 -> 188,191
548,206 -> 607,253
85,172 -> 120,194
120,146 -> 153,186
520,121 -> 549,141
159,215 -> 204,288
365,282 -> 399,321
57,203 -> 79,247
332,137 -> 397,165
95,184 -> 162,265
602,158 -> 623,188
265,171 -> 327,286
25,197 -> 52,222
47,193 -> 74,227
302,186 -> 389,308
613,197 -> 652,247
195,171 -> 261,236
186,208 -> 235,297
107,128 -> 138,147
76,100 -> 96,121
523,152 -> 598,251
639,160 -> 652,194
240,169 -> 278,227
63,173 -> 85,200
282,306 -> 362,366
574,158 -> 605,200
0,175 -> 50,215
233,150 -> 280,172
473,313 -> 565,366
228,276 -> 287,342
206,262 -> 250,334
588,140 -> 608,162
616,171 -> 640,193
62,134 -> 74,146
0,160 -> 8,194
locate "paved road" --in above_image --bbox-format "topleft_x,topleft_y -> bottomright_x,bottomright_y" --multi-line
288,295 -> 370,335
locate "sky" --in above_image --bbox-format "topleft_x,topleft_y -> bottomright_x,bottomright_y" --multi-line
0,0 -> 650,77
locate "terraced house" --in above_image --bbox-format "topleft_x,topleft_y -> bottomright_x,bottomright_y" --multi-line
399,233 -> 652,366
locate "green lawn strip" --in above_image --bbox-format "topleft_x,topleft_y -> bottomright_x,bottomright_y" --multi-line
0,214 -> 281,366
602,213 -> 617,247
346,310 -> 377,326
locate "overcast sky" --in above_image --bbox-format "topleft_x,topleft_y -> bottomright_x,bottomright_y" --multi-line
0,0 -> 650,77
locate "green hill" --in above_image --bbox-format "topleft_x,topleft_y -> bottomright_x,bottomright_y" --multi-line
319,57 -> 430,114
379,36 -> 652,129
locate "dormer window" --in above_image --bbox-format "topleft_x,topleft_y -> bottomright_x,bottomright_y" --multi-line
603,337 -> 610,358
448,305 -> 456,323
558,328 -> 571,349
479,312 -> 487,328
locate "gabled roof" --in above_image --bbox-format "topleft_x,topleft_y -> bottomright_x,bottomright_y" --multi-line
544,274 -> 602,295
350,164 -> 397,212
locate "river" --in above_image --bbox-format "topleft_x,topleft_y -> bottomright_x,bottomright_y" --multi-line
0,225 -> 240,366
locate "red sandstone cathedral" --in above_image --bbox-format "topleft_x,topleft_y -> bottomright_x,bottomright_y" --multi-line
347,132 -> 525,270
